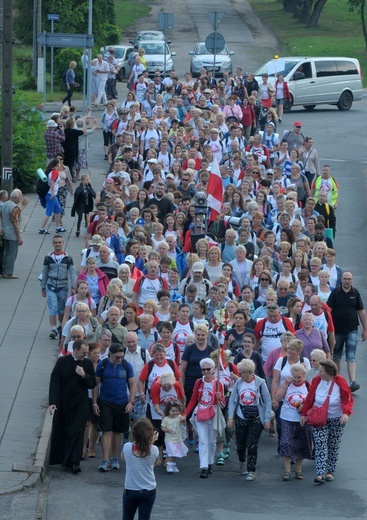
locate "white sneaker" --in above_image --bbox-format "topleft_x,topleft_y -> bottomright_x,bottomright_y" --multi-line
172,464 -> 180,473
240,463 -> 248,475
246,472 -> 256,481
166,464 -> 175,473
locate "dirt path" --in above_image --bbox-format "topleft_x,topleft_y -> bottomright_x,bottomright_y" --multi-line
123,0 -> 278,74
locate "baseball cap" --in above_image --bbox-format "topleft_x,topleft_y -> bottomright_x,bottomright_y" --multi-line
294,121 -> 302,127
125,255 -> 135,263
204,89 -> 212,94
47,119 -> 58,128
192,262 -> 204,272
147,158 -> 158,164
210,128 -> 219,133
166,173 -> 175,179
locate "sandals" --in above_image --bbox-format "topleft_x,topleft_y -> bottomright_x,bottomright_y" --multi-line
295,472 -> 304,480
325,473 -> 334,482
216,454 -> 225,465
282,471 -> 291,481
314,475 -> 325,484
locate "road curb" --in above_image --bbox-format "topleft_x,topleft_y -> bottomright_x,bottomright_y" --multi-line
0,411 -> 52,496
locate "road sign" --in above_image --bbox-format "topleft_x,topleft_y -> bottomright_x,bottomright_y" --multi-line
205,32 -> 225,54
208,12 -> 225,31
37,32 -> 94,49
47,14 -> 59,21
158,13 -> 174,30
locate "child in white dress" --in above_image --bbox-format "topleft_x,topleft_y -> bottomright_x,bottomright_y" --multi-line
161,401 -> 188,473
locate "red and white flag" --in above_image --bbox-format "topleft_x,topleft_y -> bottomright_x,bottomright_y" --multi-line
206,158 -> 223,221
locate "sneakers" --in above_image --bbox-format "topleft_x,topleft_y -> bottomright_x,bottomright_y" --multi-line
240,463 -> 248,476
350,381 -> 360,392
166,462 -> 179,473
56,227 -> 67,233
246,472 -> 256,481
216,453 -> 225,465
39,229 -> 50,235
223,443 -> 230,459
110,457 -> 120,470
194,441 -> 199,453
49,329 -> 58,339
99,459 -> 111,472
104,154 -> 108,160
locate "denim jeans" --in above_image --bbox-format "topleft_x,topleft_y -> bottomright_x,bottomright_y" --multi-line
333,330 -> 358,363
122,489 -> 156,520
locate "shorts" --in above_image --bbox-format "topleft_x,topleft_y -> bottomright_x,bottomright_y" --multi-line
98,399 -> 129,433
276,98 -> 284,105
45,193 -> 61,217
333,330 -> 358,363
46,285 -> 69,316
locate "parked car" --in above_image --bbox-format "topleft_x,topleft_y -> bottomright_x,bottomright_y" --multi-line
130,31 -> 171,45
100,45 -> 134,81
254,56 -> 363,112
189,42 -> 234,76
138,41 -> 176,76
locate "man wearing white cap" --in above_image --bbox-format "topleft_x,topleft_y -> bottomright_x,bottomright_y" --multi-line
140,119 -> 162,157
205,128 -> 224,162
179,262 -> 212,301
44,119 -> 65,163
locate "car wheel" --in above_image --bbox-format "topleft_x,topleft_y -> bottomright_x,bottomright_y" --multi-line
303,105 -> 316,111
117,68 -> 126,82
283,96 -> 293,113
337,91 -> 353,111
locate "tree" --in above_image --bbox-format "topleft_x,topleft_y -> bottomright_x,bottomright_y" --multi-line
348,0 -> 367,50
309,0 -> 329,26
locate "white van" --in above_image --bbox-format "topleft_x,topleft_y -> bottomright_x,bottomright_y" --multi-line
255,56 -> 363,112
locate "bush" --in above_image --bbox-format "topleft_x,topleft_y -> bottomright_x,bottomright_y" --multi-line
0,93 -> 45,192
14,55 -> 37,90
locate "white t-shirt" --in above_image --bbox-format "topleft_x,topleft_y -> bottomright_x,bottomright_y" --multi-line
235,379 -> 259,419
259,318 -> 289,361
173,320 -> 194,352
136,276 -> 163,306
280,381 -> 309,422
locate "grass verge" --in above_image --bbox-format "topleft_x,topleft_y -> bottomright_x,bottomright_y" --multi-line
248,0 -> 367,85
115,0 -> 150,40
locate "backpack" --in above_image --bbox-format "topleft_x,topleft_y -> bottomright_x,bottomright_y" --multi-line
145,358 -> 175,394
274,273 -> 297,287
138,275 -> 165,293
100,357 -> 130,389
36,179 -> 49,199
183,276 -> 211,298
281,355 -> 305,371
260,316 -> 291,335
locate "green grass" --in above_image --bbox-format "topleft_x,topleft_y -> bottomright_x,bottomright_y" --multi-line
248,0 -> 367,85
115,0 -> 150,39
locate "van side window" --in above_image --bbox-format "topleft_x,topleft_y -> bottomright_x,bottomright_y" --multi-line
316,61 -> 338,78
293,62 -> 312,80
337,61 -> 358,75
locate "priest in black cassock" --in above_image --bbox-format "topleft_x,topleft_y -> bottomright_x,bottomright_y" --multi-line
48,340 -> 96,473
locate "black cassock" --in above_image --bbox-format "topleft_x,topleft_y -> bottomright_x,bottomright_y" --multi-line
49,355 -> 96,467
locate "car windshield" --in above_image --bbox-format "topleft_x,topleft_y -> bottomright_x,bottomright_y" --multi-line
140,42 -> 169,55
137,32 -> 165,41
255,60 -> 299,78
195,43 -> 229,56
113,48 -> 126,60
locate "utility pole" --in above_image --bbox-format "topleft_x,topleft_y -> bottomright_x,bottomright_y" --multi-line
1,0 -> 13,192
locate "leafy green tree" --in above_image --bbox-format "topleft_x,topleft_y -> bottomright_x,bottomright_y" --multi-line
0,94 -> 45,191
348,0 -> 367,50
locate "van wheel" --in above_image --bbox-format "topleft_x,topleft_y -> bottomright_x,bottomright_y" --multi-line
337,91 -> 353,111
303,105 -> 316,111
283,97 -> 293,113
117,68 -> 126,82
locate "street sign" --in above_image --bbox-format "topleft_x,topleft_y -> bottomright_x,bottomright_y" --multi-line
205,32 -> 225,54
208,12 -> 225,30
47,14 -> 59,21
158,13 -> 174,30
37,32 -> 94,49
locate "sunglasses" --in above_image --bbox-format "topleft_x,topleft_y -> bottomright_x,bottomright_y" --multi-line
267,305 -> 278,310
113,354 -> 124,359
202,368 -> 212,372
260,277 -> 270,282
295,125 -> 302,128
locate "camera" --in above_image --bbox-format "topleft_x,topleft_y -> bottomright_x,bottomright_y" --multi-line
194,191 -> 207,215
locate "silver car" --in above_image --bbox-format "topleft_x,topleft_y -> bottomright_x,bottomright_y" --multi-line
138,41 -> 176,76
101,45 -> 134,81
189,42 -> 235,76
131,31 -> 171,45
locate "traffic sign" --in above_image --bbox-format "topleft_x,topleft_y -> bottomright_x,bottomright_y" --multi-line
158,13 -> 174,30
47,14 -> 59,21
37,32 -> 94,49
205,32 -> 225,54
208,12 -> 224,30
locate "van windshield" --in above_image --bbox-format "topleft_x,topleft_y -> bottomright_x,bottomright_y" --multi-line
255,60 -> 299,78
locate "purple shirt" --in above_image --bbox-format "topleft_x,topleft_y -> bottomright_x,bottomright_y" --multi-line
296,327 -> 330,360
